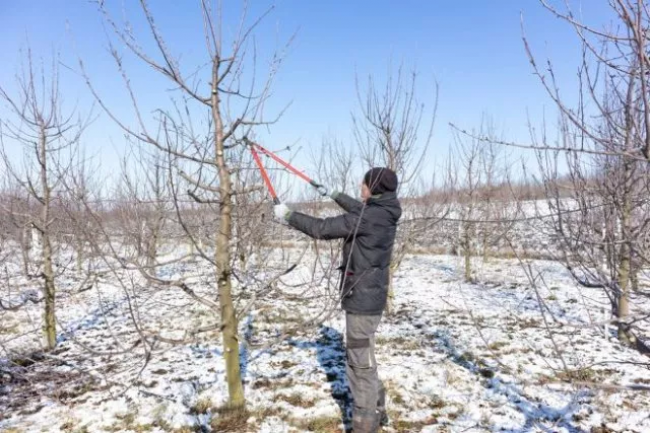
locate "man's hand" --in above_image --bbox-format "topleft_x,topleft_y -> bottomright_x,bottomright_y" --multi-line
274,204 -> 292,224
315,184 -> 341,199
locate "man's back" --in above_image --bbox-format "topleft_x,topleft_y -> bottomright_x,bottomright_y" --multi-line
337,192 -> 401,315
288,191 -> 402,314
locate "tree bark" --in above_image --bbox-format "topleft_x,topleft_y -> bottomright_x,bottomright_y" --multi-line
463,221 -> 472,282
39,128 -> 57,350
617,167 -> 632,342
76,238 -> 84,274
386,266 -> 397,315
20,225 -> 31,276
212,61 -> 244,408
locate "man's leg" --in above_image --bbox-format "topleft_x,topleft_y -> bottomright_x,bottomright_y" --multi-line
346,313 -> 382,432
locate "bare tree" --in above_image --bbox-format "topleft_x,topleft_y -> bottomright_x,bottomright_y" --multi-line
452,129 -> 482,282
0,50 -> 86,350
57,149 -> 97,275
454,0 -> 650,351
82,1 -> 291,407
117,146 -> 170,268
528,1 -> 650,351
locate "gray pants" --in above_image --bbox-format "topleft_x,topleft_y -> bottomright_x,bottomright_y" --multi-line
346,313 -> 385,431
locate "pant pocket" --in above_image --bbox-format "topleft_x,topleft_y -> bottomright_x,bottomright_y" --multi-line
346,337 -> 372,368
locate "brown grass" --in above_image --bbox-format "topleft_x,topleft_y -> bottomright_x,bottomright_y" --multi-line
276,393 -> 316,408
210,406 -> 250,432
388,411 -> 440,433
191,397 -> 212,415
293,416 -> 341,432
376,335 -> 421,351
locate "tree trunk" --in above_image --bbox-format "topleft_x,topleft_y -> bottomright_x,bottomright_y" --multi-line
617,249 -> 631,341
147,239 -> 157,268
212,64 -> 244,408
481,229 -> 489,263
42,235 -> 57,349
386,266 -> 396,315
39,129 -> 57,350
617,178 -> 632,343
463,221 -> 472,282
20,225 -> 31,276
146,221 -> 160,268
76,238 -> 84,274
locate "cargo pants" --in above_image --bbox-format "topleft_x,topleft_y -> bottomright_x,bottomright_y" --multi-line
346,313 -> 385,433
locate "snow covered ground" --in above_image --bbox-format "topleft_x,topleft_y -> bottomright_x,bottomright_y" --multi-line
1,248 -> 649,432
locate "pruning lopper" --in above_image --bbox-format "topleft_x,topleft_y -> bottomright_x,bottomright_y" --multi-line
243,137 -> 327,204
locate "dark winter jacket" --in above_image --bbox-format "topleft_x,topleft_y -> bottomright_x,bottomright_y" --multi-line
288,192 -> 402,315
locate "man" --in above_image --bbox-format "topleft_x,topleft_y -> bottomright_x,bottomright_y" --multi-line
274,167 -> 402,433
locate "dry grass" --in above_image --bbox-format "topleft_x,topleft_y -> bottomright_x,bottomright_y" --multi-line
487,341 -> 509,351
385,381 -> 406,406
388,410 -> 440,432
251,376 -> 295,390
276,392 -> 316,408
558,368 -> 596,382
429,395 -> 446,410
293,416 -> 342,432
376,335 -> 421,351
191,397 -> 212,415
210,406 -> 251,432
0,322 -> 19,335
270,359 -> 299,369
59,417 -> 91,433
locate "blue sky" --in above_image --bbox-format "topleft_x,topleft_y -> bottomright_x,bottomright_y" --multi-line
0,1 -> 614,193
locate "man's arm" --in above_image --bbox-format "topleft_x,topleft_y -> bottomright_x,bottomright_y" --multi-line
287,210 -> 365,240
331,192 -> 363,213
